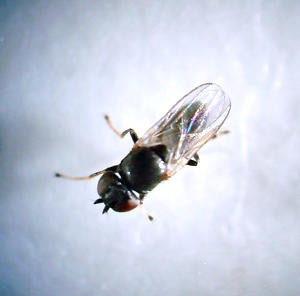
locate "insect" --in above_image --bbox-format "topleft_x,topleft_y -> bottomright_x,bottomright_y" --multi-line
55,83 -> 231,220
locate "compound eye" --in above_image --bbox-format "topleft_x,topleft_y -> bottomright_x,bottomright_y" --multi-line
97,172 -> 120,196
113,198 -> 139,212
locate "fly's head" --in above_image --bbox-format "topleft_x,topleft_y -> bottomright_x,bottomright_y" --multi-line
94,172 -> 140,214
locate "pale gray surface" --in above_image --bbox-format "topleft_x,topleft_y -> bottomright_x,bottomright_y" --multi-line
1,1 -> 299,295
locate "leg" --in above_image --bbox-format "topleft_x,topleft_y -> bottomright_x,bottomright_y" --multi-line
139,204 -> 154,221
104,115 -> 139,143
138,193 -> 154,221
187,153 -> 199,166
203,129 -> 230,147
55,165 -> 118,181
211,130 -> 230,140
186,130 -> 230,166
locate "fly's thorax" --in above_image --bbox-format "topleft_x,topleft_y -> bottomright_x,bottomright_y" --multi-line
118,145 -> 168,193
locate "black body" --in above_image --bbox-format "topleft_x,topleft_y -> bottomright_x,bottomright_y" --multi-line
94,144 -> 170,214
119,145 -> 168,193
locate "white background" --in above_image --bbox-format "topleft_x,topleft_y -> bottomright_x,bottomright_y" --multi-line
1,1 -> 299,295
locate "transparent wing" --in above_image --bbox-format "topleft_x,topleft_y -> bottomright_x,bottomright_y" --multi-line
134,83 -> 231,178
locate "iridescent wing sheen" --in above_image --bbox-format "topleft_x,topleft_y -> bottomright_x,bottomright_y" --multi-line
134,83 -> 231,178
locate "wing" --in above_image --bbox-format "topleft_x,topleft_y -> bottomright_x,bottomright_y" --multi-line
134,83 -> 231,178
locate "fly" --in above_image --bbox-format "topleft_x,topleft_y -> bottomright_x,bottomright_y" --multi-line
55,83 -> 231,220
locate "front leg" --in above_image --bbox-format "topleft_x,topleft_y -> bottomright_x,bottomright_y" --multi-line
55,165 -> 118,181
